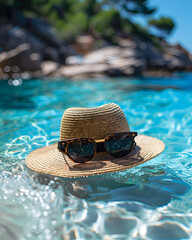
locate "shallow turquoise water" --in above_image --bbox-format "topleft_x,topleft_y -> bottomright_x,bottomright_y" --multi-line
0,73 -> 192,239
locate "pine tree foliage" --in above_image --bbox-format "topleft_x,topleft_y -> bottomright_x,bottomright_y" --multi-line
0,0 -> 175,41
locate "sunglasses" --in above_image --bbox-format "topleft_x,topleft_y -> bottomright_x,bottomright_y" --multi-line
58,132 -> 137,164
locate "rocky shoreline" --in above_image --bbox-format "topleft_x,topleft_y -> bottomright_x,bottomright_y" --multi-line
0,13 -> 192,80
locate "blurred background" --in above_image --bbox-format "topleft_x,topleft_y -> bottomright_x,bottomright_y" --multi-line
0,0 -> 191,80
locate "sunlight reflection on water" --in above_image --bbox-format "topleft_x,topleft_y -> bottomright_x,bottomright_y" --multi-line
0,74 -> 192,239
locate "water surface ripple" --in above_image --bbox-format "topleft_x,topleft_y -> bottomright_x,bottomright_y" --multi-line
0,73 -> 192,239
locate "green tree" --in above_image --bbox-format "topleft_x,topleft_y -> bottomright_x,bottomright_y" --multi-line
0,0 -> 175,42
148,16 -> 175,37
109,0 -> 156,15
90,9 -> 122,40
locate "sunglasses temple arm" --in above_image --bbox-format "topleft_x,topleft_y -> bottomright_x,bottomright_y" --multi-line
58,141 -> 67,153
132,132 -> 137,146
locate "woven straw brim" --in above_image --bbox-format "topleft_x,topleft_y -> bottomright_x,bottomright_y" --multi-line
25,135 -> 165,178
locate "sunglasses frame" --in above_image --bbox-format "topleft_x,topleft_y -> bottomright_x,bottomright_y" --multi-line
58,132 -> 137,163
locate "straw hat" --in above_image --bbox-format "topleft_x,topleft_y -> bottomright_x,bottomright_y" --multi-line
26,103 -> 165,177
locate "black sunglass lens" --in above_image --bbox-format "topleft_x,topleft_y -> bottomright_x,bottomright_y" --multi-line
105,133 -> 133,158
67,139 -> 95,163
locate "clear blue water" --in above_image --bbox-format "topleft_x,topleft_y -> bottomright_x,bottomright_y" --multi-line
0,73 -> 192,239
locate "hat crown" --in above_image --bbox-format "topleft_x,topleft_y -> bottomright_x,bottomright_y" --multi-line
60,103 -> 130,140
